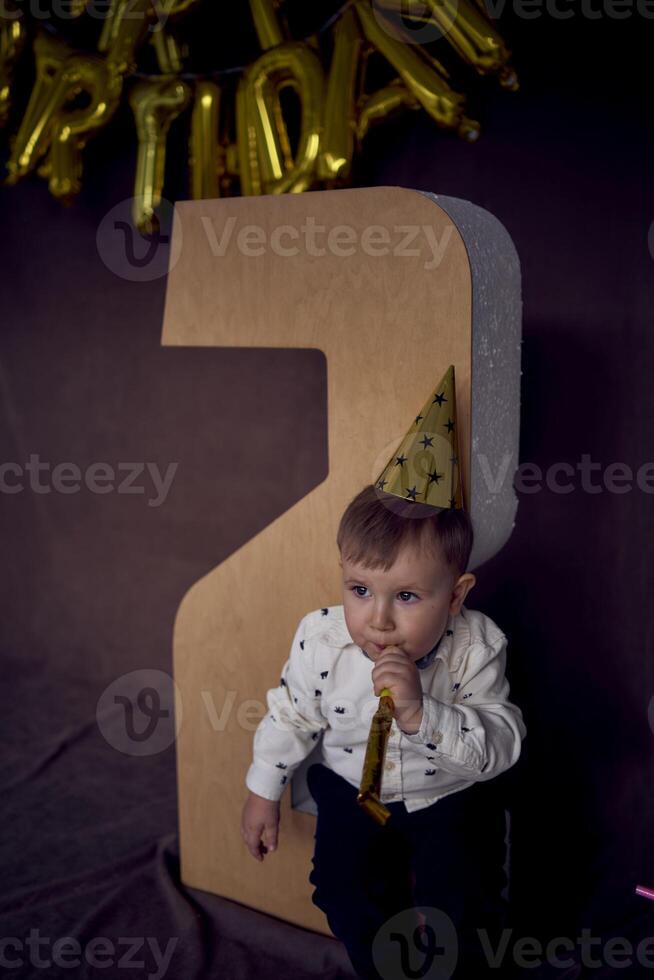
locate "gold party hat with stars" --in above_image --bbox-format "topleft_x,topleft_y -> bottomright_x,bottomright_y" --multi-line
373,364 -> 464,510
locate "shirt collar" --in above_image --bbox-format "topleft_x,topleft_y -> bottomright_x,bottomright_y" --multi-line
320,605 -> 466,672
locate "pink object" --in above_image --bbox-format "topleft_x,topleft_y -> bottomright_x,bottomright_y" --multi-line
636,885 -> 654,901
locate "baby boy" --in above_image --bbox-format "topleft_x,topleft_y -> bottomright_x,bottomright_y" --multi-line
241,484 -> 526,979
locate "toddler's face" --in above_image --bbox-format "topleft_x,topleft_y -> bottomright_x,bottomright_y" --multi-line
340,540 -> 475,664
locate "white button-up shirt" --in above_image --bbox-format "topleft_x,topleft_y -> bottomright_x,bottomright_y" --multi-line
246,604 -> 527,812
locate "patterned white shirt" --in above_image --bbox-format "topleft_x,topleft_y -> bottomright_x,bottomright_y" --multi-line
246,604 -> 526,812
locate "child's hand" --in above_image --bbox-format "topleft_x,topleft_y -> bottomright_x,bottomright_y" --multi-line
241,791 -> 281,862
371,646 -> 424,734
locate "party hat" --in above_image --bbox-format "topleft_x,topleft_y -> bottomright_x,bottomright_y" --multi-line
372,364 -> 464,510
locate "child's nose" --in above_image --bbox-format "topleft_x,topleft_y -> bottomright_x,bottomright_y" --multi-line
370,602 -> 394,631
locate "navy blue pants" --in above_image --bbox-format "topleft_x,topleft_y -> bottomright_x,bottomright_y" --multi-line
306,763 -> 509,980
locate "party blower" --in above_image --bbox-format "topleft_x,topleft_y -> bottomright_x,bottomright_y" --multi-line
357,685 -> 395,825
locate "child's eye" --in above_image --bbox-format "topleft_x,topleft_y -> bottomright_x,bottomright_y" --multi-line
350,586 -> 417,602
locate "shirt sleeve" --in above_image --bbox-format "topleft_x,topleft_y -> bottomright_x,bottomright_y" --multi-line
245,614 -> 329,801
400,634 -> 526,781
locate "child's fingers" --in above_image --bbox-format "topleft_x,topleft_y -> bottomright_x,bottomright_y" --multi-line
373,650 -> 412,668
245,837 -> 264,861
242,822 -> 265,861
373,666 -> 411,694
261,819 -> 278,853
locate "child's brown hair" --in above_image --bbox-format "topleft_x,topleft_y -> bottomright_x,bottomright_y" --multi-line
337,485 -> 473,579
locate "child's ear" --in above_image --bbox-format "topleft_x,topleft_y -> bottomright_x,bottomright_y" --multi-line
449,573 -> 476,615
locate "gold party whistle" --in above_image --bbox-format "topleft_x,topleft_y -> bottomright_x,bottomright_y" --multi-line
357,686 -> 394,826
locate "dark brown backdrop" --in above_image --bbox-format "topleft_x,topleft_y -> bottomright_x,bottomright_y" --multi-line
1,9 -> 653,980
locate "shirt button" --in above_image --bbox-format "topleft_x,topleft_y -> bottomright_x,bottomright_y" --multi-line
385,761 -> 396,771
434,732 -> 443,744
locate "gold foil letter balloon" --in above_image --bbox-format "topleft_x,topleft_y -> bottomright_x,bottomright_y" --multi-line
4,37 -> 122,200
235,74 -> 262,197
66,0 -> 90,16
248,0 -> 285,50
44,56 -> 123,201
0,9 -> 27,129
98,0 -> 200,76
4,32 -> 70,182
378,0 -> 518,89
236,42 -> 325,196
129,77 -> 192,235
189,80 -> 223,200
354,0 -> 480,141
317,6 -> 363,184
98,0 -> 153,75
356,78 -> 420,142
